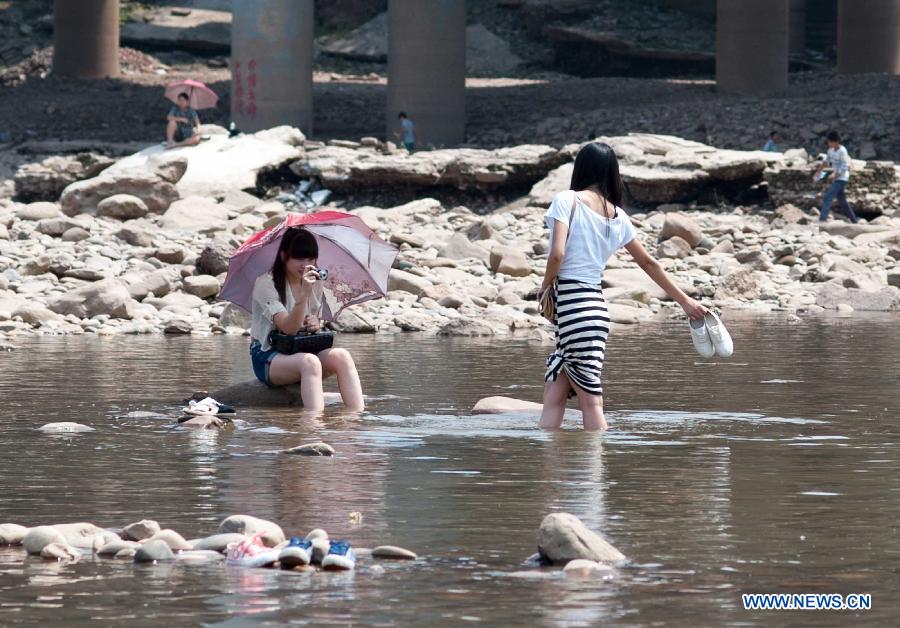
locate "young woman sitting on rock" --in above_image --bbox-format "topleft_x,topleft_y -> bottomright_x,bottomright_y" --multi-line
538,142 -> 708,431
249,228 -> 364,411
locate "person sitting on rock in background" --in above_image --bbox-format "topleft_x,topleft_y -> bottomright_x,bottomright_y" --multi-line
762,130 -> 781,152
538,142 -> 708,431
166,92 -> 201,149
395,112 -> 415,152
249,227 -> 364,412
813,130 -> 859,224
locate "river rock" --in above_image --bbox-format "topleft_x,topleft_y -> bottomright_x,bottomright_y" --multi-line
37,422 -> 94,433
490,245 -> 531,277
472,396 -> 543,414
12,303 -> 62,325
123,519 -> 161,541
23,526 -> 66,555
218,515 -> 285,547
197,237 -> 234,275
97,540 -> 140,556
48,279 -> 134,319
145,529 -> 192,551
333,308 -> 376,333
439,233 -> 490,263
53,523 -> 119,548
61,227 -> 91,242
191,533 -> 247,553
657,235 -> 692,259
41,542 -> 82,561
115,547 -> 138,559
177,550 -> 226,563
305,529 -> 329,542
563,559 -> 616,578
183,275 -> 220,299
134,540 -> 176,563
715,268 -> 761,300
537,513 -> 625,565
282,442 -> 336,456
818,222 -> 892,239
387,269 -> 432,297
36,217 -> 80,237
311,537 -> 330,564
659,213 -> 702,247
16,201 -> 62,221
371,545 -> 417,560
96,194 -> 149,220
0,523 -> 29,545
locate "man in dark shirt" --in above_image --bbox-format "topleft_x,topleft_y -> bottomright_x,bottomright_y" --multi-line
166,92 -> 201,148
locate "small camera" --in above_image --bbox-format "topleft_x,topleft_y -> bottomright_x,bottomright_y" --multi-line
314,267 -> 328,281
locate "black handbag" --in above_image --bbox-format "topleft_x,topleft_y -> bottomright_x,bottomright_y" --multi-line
268,330 -> 335,355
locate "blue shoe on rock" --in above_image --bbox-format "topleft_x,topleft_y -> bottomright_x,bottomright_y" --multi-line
278,536 -> 312,569
321,540 -> 355,570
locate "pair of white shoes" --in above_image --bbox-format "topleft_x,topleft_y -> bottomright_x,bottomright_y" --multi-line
689,312 -> 733,358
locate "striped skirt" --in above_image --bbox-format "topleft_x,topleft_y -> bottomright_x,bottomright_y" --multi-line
545,278 -> 610,397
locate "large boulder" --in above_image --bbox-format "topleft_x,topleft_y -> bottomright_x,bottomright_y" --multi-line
815,283 -> 900,311
60,172 -> 178,216
183,275 -> 220,299
105,127 -> 305,198
161,197 -> 232,233
48,279 -> 135,319
197,237 -> 236,275
14,153 -> 114,202
217,515 -> 285,547
0,523 -> 29,545
133,540 -> 176,563
715,268 -> 761,300
297,144 -> 567,193
52,522 -> 119,548
537,513 -> 625,565
439,233 -> 490,263
122,519 -> 161,542
15,201 -> 63,221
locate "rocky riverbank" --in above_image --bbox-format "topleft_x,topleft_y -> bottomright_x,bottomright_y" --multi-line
1,127 -> 899,345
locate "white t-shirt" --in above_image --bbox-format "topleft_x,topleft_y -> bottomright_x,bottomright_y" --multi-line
827,145 -> 851,182
251,273 -> 323,351
544,190 -> 637,284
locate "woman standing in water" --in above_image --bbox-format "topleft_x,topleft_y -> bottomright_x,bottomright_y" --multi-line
538,142 -> 707,431
249,227 -> 364,412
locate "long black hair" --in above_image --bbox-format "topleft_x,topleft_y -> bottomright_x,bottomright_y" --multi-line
569,142 -> 625,210
272,227 -> 318,305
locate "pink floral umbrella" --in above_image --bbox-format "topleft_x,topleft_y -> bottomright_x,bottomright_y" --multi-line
165,79 -> 219,110
219,211 -> 398,321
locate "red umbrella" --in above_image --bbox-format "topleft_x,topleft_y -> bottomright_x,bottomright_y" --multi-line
220,211 -> 399,321
165,79 -> 218,110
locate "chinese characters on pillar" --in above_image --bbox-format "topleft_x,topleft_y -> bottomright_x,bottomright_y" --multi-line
233,59 -> 257,118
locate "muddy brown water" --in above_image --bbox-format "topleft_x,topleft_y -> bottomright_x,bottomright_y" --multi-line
1,315 -> 898,626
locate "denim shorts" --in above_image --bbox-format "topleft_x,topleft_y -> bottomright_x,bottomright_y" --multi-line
250,340 -> 280,387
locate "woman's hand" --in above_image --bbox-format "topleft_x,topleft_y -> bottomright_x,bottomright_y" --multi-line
303,315 -> 321,333
298,265 -> 318,295
680,297 -> 709,321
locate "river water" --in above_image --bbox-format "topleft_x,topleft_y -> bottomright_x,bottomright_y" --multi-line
1,315 -> 898,626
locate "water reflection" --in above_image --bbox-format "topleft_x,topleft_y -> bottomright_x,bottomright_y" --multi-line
1,316 -> 899,625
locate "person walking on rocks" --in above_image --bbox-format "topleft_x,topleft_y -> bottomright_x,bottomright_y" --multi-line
249,228 -> 364,412
395,112 -> 415,152
814,131 -> 859,224
538,142 -> 708,431
166,92 -> 201,148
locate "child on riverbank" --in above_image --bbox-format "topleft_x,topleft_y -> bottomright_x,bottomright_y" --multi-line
814,131 -> 859,224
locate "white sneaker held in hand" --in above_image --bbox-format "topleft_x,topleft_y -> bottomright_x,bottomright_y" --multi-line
689,317 -> 715,357
704,312 -> 733,357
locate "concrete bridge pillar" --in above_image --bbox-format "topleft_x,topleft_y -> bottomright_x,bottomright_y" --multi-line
838,0 -> 900,74
387,0 -> 467,147
53,0 -> 120,79
789,0 -> 806,56
231,0 -> 314,134
716,0 -> 789,95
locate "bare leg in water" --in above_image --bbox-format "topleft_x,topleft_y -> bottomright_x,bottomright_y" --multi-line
539,370 -> 607,431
